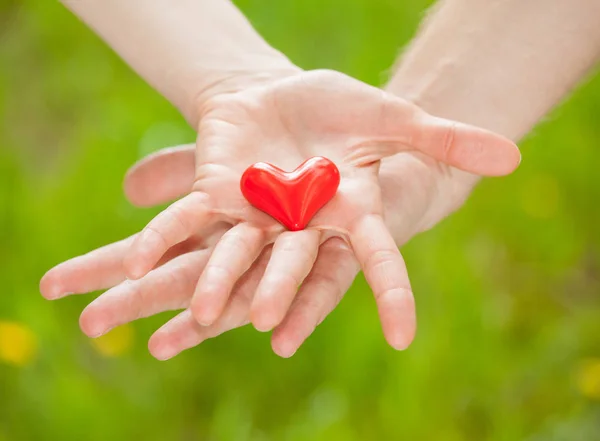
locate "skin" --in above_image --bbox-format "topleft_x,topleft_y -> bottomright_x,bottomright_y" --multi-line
41,71 -> 518,359
41,0 -> 600,359
40,145 -> 487,360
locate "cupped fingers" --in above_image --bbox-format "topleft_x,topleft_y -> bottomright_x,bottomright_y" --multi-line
124,192 -> 214,280
190,223 -> 266,326
349,215 -> 416,350
250,230 -> 320,332
149,246 -> 273,360
79,250 -> 210,338
271,237 -> 360,358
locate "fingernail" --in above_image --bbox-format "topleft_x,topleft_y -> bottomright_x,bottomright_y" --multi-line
44,284 -> 66,300
390,336 -> 411,351
279,347 -> 297,358
252,319 -> 274,333
153,345 -> 176,361
273,340 -> 297,358
89,329 -> 107,338
86,322 -> 109,338
194,311 -> 216,327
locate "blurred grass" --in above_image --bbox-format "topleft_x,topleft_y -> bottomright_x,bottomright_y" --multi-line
1,0 -> 600,440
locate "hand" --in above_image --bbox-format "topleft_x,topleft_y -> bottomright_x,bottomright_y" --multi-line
124,70 -> 518,331
40,141 -> 483,359
41,69 -> 520,358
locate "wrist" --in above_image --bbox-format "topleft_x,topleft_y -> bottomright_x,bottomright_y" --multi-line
186,61 -> 302,129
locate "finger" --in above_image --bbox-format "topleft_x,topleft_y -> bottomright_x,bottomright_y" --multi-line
349,215 -> 416,350
40,236 -> 135,300
149,247 -> 273,360
79,250 -> 210,338
361,96 -> 520,176
271,237 -> 359,358
190,223 -> 265,326
406,112 -> 521,176
250,230 -> 320,332
124,144 -> 196,207
124,192 -> 214,280
156,221 -> 229,265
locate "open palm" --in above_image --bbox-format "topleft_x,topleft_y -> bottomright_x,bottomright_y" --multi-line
124,70 -> 519,335
42,70 -> 520,358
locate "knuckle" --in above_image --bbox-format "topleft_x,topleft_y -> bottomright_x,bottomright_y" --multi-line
364,248 -> 400,273
167,203 -> 192,234
125,280 -> 146,320
441,121 -> 458,161
221,227 -> 261,255
267,271 -> 302,291
376,286 -> 414,304
204,263 -> 236,283
143,225 -> 169,249
276,233 -> 318,262
322,238 -> 355,259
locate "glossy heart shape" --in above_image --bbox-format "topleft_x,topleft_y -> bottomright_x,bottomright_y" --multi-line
240,157 -> 340,231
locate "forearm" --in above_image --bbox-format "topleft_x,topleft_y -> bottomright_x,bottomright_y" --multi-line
62,0 -> 299,127
387,0 -> 600,142
383,0 -> 600,231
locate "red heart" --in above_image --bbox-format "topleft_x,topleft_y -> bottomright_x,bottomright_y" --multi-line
240,156 -> 340,231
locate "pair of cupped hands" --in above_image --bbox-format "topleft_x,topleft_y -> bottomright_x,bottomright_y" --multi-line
40,69 -> 520,359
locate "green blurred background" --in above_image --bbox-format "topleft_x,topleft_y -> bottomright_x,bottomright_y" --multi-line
1,0 -> 600,440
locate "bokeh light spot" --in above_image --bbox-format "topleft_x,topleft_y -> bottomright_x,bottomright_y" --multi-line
575,358 -> 600,400
90,324 -> 135,357
0,320 -> 38,367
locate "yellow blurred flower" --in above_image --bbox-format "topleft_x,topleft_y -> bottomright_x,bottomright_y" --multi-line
0,320 -> 38,367
90,324 -> 135,357
575,358 -> 600,400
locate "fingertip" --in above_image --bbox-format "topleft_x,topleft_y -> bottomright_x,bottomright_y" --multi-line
377,287 -> 417,351
39,269 -> 62,300
249,304 -> 279,333
148,335 -> 177,361
476,132 -> 522,177
420,114 -> 522,177
122,151 -> 161,208
252,320 -> 274,333
190,301 -> 218,327
507,143 -> 522,173
271,325 -> 302,358
250,316 -> 274,333
386,327 -> 415,351
486,134 -> 521,176
271,335 -> 298,358
123,145 -> 196,207
79,308 -> 109,338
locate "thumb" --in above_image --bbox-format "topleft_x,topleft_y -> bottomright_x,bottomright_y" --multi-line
403,111 -> 521,176
124,144 -> 196,207
355,95 -> 521,177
